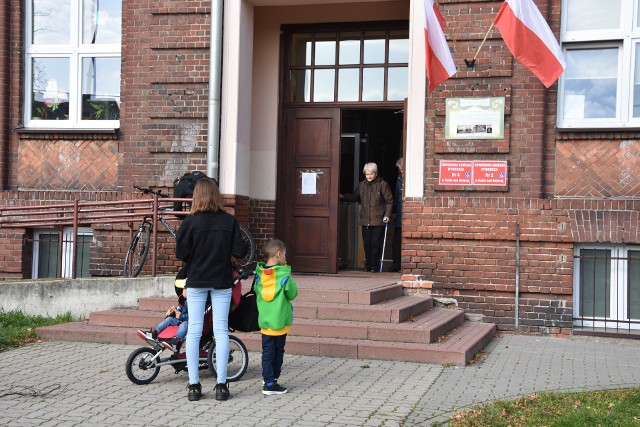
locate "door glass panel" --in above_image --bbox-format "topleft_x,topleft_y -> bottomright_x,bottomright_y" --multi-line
362,68 -> 384,101
579,249 -> 611,318
81,57 -> 121,120
313,69 -> 335,102
290,33 -> 312,66
364,31 -> 385,64
82,0 -> 122,44
315,33 -> 336,66
31,57 -> 70,121
387,67 -> 407,101
338,68 -> 359,101
389,30 -> 409,63
629,250 -> 640,320
563,48 -> 618,119
566,0 -> 621,32
339,32 -> 360,65
32,0 -> 71,44
290,69 -> 311,102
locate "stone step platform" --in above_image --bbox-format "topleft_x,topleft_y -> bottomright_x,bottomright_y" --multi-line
35,319 -> 495,365
36,273 -> 496,365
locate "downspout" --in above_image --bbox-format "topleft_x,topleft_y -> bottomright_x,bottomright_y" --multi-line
515,222 -> 520,332
0,0 -> 10,189
207,0 -> 223,181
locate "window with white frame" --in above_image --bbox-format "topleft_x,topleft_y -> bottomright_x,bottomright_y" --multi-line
25,0 -> 121,128
558,0 -> 640,129
33,227 -> 93,278
573,244 -> 640,329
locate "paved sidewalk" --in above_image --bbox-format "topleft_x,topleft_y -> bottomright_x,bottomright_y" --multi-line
1,334 -> 640,426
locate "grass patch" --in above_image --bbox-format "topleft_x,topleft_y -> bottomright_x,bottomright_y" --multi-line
0,310 -> 73,352
435,388 -> 640,427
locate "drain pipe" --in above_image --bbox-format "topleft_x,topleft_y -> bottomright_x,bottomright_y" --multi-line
515,222 -> 520,332
206,0 -> 223,181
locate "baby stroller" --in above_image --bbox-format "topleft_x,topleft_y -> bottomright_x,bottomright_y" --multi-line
125,270 -> 250,385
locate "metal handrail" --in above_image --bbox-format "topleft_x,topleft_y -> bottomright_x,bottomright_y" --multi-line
0,194 -> 193,278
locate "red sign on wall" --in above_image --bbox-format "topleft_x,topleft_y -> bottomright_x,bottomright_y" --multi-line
438,160 -> 508,186
472,161 -> 508,186
439,161 -> 473,185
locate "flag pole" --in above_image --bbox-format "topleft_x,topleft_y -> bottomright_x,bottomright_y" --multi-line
436,0 -> 461,54
473,22 -> 495,62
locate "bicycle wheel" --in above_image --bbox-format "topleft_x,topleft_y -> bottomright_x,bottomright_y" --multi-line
125,347 -> 161,385
123,222 -> 151,277
207,335 -> 249,382
234,224 -> 256,267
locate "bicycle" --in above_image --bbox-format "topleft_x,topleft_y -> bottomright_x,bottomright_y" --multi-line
123,185 -> 256,277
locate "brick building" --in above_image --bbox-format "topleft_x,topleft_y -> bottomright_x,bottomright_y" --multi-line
1,0 -> 639,337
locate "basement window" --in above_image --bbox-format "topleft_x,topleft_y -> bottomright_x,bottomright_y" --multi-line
33,227 -> 93,278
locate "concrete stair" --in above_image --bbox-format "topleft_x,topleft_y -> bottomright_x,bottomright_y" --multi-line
36,273 -> 495,365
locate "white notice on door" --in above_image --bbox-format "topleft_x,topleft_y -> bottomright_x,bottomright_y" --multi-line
301,172 -> 316,194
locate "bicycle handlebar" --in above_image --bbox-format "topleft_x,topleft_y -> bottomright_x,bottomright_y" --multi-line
133,185 -> 170,198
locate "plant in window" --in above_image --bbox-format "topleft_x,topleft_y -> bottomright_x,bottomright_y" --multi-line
88,100 -> 120,120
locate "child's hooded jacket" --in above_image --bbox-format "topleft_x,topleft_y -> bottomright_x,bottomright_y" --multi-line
254,262 -> 298,336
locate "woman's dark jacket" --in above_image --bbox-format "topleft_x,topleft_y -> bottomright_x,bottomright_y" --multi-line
175,211 -> 248,289
342,177 -> 393,227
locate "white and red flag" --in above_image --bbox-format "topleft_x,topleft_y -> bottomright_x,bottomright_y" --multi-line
494,0 -> 566,87
423,0 -> 456,92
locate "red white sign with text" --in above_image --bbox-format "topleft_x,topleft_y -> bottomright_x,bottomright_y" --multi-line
472,161 -> 508,186
438,161 -> 473,185
438,160 -> 508,186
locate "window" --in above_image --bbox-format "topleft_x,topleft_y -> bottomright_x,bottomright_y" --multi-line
286,26 -> 409,103
25,0 -> 122,128
33,227 -> 93,278
558,0 -> 640,129
573,245 -> 640,330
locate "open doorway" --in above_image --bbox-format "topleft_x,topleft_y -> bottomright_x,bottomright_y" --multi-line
338,108 -> 404,271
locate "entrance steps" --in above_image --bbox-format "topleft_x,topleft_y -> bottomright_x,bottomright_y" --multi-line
36,273 -> 495,365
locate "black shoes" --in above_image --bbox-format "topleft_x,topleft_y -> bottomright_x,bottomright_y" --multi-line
215,382 -> 230,401
187,383 -> 202,401
262,381 -> 288,395
161,337 -> 180,352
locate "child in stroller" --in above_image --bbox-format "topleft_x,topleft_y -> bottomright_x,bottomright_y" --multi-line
126,269 -> 250,385
138,285 -> 188,353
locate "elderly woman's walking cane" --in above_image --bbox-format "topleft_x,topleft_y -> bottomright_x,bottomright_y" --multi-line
379,223 -> 388,272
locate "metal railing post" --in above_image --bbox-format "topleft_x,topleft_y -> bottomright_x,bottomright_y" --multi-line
72,199 -> 79,279
151,194 -> 158,276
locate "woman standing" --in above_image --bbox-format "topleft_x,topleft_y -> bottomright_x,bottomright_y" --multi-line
340,162 -> 393,272
175,178 -> 248,402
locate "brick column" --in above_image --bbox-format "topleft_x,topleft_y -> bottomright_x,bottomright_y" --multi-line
0,0 -> 9,189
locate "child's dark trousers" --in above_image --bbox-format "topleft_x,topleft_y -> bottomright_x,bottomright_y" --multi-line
262,333 -> 287,383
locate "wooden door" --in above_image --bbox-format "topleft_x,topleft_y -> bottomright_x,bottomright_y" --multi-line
278,107 -> 340,273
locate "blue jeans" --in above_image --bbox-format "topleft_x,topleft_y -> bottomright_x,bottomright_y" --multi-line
155,316 -> 188,341
262,334 -> 287,384
186,287 -> 231,385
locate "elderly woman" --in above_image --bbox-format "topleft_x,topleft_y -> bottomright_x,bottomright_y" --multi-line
340,162 -> 393,272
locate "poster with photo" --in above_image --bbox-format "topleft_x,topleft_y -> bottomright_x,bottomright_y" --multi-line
445,97 -> 505,140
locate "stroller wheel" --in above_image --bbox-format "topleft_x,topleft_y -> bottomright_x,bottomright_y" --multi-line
126,347 -> 161,385
207,335 -> 249,382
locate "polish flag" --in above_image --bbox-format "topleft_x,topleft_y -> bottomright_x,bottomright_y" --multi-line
423,0 -> 456,92
494,0 -> 566,88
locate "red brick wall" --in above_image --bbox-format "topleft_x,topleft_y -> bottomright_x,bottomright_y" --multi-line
249,199 -> 277,259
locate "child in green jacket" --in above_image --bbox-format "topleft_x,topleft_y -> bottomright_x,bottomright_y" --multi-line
254,238 -> 298,395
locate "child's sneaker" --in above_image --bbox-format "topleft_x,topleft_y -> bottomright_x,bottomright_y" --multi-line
187,383 -> 202,401
161,337 -> 180,352
136,329 -> 154,341
215,382 -> 230,401
262,381 -> 288,395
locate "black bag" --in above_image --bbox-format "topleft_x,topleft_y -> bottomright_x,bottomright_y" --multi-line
172,171 -> 208,211
228,282 -> 260,332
